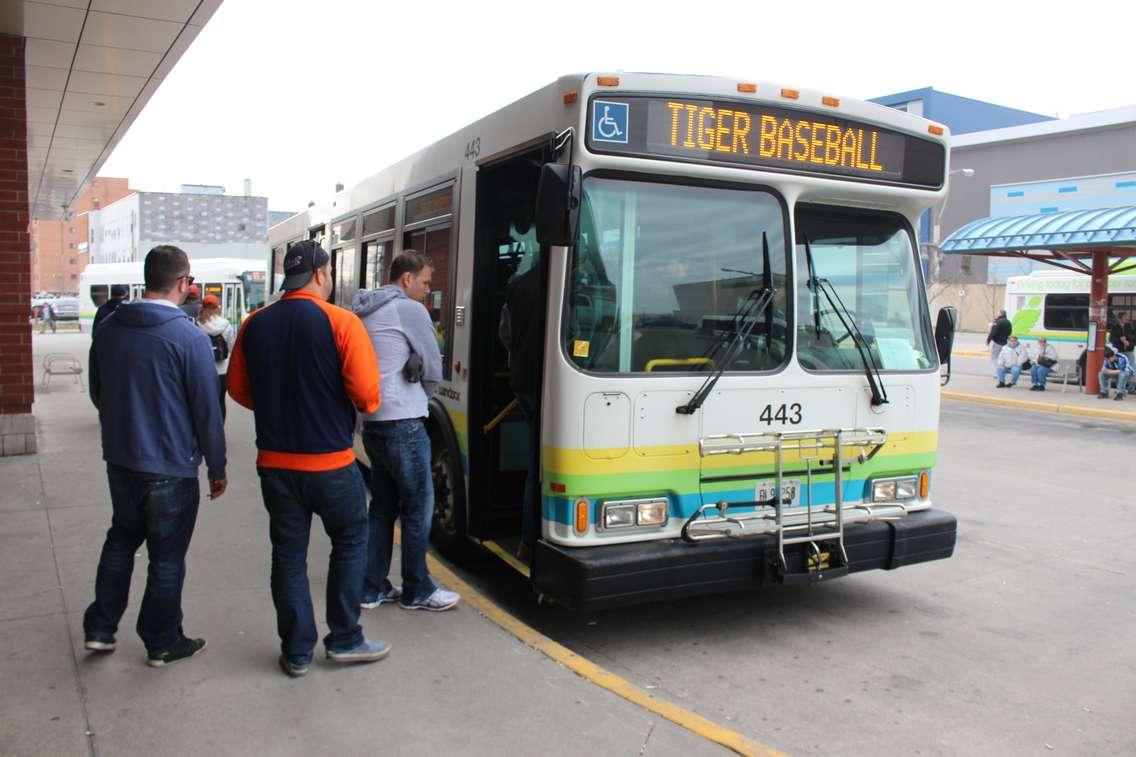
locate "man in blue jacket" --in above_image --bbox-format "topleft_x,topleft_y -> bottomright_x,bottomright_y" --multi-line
84,245 -> 227,668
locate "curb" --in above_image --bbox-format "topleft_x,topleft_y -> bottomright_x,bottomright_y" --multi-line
942,390 -> 1136,423
951,350 -> 990,358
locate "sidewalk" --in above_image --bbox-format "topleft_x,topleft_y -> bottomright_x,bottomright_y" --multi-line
942,372 -> 1136,422
0,331 -> 728,757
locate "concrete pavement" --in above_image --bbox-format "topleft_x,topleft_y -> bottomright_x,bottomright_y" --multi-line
0,331 -> 729,757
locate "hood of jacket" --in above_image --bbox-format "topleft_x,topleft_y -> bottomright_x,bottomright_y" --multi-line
197,314 -> 230,336
110,300 -> 190,328
352,285 -> 406,318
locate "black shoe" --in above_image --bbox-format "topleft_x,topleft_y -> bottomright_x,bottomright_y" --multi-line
147,637 -> 206,668
278,654 -> 310,678
1037,385 -> 1046,391
1115,394 -> 1125,401
1098,393 -> 1109,400
84,636 -> 116,653
996,382 -> 1006,388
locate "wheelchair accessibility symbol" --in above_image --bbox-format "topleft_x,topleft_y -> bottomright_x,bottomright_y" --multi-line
592,100 -> 629,144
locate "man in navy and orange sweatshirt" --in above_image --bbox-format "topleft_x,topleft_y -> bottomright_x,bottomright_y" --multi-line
228,239 -> 388,677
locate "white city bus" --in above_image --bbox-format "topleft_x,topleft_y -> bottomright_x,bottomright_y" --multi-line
79,258 -> 267,329
291,73 -> 958,609
267,203 -> 333,302
1005,266 -> 1136,360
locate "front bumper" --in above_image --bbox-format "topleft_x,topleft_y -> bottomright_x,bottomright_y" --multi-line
533,508 -> 956,611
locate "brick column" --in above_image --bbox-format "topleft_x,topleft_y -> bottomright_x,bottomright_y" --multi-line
0,34 -> 35,456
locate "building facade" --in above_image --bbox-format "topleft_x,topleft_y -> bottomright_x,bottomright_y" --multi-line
87,187 -> 270,264
30,177 -> 131,294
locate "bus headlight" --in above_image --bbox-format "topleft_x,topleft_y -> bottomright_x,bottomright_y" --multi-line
872,476 -> 918,502
600,498 -> 670,529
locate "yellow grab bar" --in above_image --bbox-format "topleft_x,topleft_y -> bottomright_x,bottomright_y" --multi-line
482,398 -> 518,434
644,357 -> 715,373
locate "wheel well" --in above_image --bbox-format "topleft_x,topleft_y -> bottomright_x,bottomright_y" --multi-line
427,398 -> 467,524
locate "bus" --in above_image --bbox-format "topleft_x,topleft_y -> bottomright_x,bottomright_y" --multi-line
79,258 -> 267,330
1005,266 -> 1136,359
291,73 -> 959,609
267,203 -> 333,302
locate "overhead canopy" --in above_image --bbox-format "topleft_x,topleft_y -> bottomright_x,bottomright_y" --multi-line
940,205 -> 1136,273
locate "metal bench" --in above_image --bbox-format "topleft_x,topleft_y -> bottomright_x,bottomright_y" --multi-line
1050,358 -> 1081,393
41,353 -> 84,390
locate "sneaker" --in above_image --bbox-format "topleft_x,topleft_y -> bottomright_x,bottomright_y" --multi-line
401,587 -> 461,612
278,655 -> 310,678
996,382 -> 1006,388
1116,394 -> 1125,401
84,636 -> 116,653
146,637 -> 206,668
326,638 -> 391,663
360,585 -> 402,609
1098,393 -> 1109,399
1037,385 -> 1046,391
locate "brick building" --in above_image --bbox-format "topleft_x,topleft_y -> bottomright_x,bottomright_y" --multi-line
31,176 -> 130,294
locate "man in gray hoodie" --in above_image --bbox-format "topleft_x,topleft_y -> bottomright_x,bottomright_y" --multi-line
352,251 -> 460,612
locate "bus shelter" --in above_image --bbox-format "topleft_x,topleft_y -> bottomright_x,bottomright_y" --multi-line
940,205 -> 1136,394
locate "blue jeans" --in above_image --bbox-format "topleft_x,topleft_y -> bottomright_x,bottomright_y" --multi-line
362,419 -> 436,604
515,393 -> 541,546
997,364 -> 1021,385
258,464 -> 368,663
1030,364 -> 1052,386
83,465 -> 200,653
1098,369 -> 1131,396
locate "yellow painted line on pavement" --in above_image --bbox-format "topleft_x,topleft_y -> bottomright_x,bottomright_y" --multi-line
422,549 -> 786,757
951,349 -> 989,357
942,390 -> 1136,423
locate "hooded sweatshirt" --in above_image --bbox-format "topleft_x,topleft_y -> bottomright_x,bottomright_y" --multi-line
89,299 -> 226,480
196,313 -> 236,374
353,285 -> 442,422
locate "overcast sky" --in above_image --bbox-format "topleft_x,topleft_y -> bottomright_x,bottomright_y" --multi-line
99,0 -> 1134,213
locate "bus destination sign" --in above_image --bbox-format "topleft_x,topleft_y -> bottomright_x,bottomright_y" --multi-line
587,95 -> 945,188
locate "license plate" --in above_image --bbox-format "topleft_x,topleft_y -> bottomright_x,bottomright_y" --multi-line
755,478 -> 800,507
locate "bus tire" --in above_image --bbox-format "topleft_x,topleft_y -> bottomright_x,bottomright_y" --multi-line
428,406 -> 473,560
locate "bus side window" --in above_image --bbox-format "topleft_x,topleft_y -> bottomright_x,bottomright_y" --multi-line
404,225 -> 451,361
224,283 -> 242,322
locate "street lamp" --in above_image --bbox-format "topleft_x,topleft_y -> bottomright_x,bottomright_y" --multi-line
928,167 -> 976,282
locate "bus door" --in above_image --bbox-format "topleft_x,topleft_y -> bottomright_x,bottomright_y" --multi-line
223,282 -> 243,323
468,143 -> 550,544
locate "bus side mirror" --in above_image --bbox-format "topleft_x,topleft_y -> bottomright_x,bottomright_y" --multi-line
535,163 -> 581,247
935,306 -> 957,385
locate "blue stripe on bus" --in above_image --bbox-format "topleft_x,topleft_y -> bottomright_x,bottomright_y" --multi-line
543,481 -> 870,525
1117,181 -> 1136,190
1040,206 -> 1059,214
1058,186 -> 1077,194
1006,191 -> 1025,197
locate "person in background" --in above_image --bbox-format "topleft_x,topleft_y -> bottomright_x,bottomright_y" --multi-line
985,310 -> 1012,379
1109,311 -> 1135,364
180,284 -> 202,319
995,335 -> 1027,388
1028,336 -> 1060,391
84,245 -> 226,668
92,284 -> 128,333
228,239 -> 389,678
39,299 -> 57,333
196,294 -> 236,419
352,250 -> 459,613
1097,347 -> 1131,401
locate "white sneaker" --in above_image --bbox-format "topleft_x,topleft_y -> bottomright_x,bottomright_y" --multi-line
360,585 -> 402,609
400,587 -> 460,612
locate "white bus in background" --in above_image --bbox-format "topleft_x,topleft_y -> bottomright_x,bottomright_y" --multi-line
1005,265 -> 1136,359
267,203 -> 333,301
78,258 -> 267,330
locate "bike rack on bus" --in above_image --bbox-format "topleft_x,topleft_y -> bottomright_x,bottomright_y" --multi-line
683,428 -> 904,577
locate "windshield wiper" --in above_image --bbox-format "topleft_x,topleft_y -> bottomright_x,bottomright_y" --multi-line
803,237 -> 889,407
676,232 -> 774,415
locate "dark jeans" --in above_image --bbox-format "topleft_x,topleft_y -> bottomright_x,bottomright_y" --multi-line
515,393 -> 541,546
83,465 -> 200,653
362,419 -> 436,604
258,464 -> 368,663
218,373 -> 227,421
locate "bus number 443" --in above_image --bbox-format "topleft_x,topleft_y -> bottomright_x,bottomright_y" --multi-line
759,403 -> 802,425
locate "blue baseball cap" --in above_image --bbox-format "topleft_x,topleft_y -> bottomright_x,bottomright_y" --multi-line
281,239 -> 331,291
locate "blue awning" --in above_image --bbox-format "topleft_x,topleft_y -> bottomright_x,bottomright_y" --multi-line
940,205 -> 1136,255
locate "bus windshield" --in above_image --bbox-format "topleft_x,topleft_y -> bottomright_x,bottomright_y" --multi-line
565,177 -> 788,374
243,271 -> 266,313
795,205 -> 935,372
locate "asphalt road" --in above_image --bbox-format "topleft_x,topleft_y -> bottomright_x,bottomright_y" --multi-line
445,402 -> 1136,756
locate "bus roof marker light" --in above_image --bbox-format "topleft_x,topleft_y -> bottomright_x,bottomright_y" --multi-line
822,96 -> 840,107
597,76 -> 620,87
737,82 -> 757,93
780,88 -> 799,100
929,124 -> 945,136
563,91 -> 578,105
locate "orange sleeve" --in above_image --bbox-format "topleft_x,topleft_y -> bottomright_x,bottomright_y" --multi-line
226,317 -> 254,410
322,301 -> 381,414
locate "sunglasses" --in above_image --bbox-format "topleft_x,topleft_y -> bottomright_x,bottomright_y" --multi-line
179,274 -> 195,285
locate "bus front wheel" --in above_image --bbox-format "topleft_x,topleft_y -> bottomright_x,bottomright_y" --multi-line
430,440 -> 472,559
